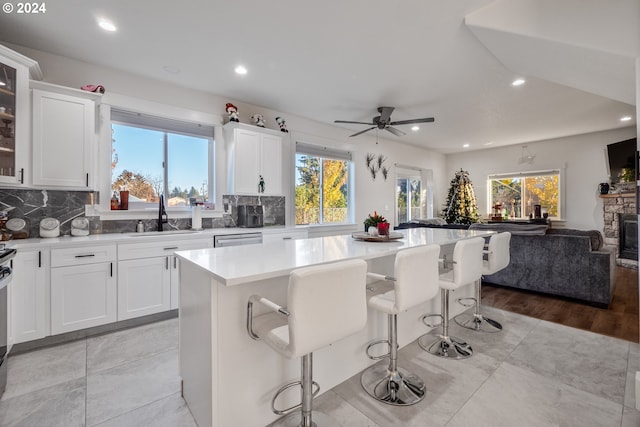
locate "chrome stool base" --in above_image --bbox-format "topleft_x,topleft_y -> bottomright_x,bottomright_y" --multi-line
417,333 -> 473,360
271,411 -> 339,427
454,312 -> 502,333
361,362 -> 426,406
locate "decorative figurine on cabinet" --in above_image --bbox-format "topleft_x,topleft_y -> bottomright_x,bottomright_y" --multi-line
225,103 -> 239,122
251,114 -> 266,127
275,116 -> 289,133
258,175 -> 265,193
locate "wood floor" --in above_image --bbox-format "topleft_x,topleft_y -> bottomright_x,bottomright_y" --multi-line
482,267 -> 639,343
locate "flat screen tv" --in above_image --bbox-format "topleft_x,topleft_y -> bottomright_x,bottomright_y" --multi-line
606,138 -> 637,183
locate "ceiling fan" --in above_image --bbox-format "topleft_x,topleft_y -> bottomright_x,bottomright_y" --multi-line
334,106 -> 435,137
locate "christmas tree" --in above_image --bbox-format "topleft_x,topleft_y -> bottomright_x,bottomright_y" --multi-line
442,169 -> 480,224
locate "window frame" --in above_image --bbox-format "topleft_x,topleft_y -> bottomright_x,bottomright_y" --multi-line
487,169 -> 564,220
294,142 -> 354,226
95,99 -> 221,218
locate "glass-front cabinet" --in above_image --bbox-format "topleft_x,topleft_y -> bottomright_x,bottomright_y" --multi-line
0,44 -> 42,186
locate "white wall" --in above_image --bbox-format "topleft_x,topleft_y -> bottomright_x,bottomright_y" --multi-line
6,43 -> 447,228
445,126 -> 637,230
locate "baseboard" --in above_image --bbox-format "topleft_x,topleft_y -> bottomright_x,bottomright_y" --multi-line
636,371 -> 640,410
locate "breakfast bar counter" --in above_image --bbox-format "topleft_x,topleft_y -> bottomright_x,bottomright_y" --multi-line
175,228 -> 493,427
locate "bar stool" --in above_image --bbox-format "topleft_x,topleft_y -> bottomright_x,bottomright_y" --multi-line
246,259 -> 368,427
361,244 -> 440,405
454,232 -> 511,332
418,237 -> 484,360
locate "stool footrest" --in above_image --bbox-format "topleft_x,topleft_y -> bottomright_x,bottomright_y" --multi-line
456,297 -> 477,308
421,313 -> 443,328
365,339 -> 393,360
271,380 -> 320,415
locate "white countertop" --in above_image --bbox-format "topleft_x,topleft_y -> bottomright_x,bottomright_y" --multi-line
175,228 -> 494,286
5,226 -> 305,250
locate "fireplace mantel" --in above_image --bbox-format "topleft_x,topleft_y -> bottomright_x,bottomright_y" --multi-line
599,192 -> 636,199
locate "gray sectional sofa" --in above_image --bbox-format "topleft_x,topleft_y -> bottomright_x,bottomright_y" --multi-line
397,220 -> 616,307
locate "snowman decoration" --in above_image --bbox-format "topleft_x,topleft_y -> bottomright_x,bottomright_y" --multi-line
275,116 -> 289,133
225,103 -> 239,122
251,114 -> 266,128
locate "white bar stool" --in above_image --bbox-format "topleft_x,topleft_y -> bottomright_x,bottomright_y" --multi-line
455,232 -> 511,332
361,244 -> 441,405
247,259 -> 368,427
418,237 -> 484,360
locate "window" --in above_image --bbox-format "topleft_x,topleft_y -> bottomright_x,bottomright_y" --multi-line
111,110 -> 214,209
396,171 -> 422,224
488,170 -> 561,219
295,142 -> 352,225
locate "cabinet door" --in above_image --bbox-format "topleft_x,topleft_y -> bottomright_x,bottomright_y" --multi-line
50,262 -> 116,335
233,128 -> 261,194
118,257 -> 171,320
260,133 -> 283,195
0,53 -> 30,186
11,249 -> 49,343
32,89 -> 94,188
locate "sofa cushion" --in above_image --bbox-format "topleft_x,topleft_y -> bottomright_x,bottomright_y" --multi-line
468,223 -> 548,235
546,229 -> 604,251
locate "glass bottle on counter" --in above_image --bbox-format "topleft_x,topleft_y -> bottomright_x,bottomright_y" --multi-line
110,191 -> 120,210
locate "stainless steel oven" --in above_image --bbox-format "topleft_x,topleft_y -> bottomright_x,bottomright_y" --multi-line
0,247 -> 16,397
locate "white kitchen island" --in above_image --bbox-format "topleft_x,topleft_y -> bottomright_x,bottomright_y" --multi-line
175,228 -> 494,427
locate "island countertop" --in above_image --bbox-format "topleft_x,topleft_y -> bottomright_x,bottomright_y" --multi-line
175,227 -> 494,286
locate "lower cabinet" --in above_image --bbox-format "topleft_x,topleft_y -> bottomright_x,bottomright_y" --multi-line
117,257 -> 171,320
50,244 -> 117,335
11,249 -> 49,344
117,238 -> 213,319
262,229 -> 309,243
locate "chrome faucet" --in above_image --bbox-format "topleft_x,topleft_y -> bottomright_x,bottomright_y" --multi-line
158,194 -> 168,231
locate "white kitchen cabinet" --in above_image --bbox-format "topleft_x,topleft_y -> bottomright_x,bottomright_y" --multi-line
117,237 -> 212,319
50,244 -> 116,334
262,229 -> 308,243
225,122 -> 284,195
0,45 -> 41,187
11,248 -> 49,344
31,81 -> 99,189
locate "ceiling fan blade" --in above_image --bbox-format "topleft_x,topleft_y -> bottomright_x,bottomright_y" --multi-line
385,126 -> 406,137
377,106 -> 394,123
389,117 -> 435,126
349,126 -> 376,137
334,120 -> 376,125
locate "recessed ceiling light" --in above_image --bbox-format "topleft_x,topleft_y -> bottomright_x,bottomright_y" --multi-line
97,18 -> 117,32
162,65 -> 180,74
511,78 -> 526,86
463,143 -> 470,148
620,115 -> 633,122
411,126 -> 420,131
234,65 -> 248,75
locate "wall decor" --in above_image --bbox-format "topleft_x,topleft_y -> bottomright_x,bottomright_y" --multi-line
366,153 -> 389,181
225,103 -> 239,122
251,114 -> 265,127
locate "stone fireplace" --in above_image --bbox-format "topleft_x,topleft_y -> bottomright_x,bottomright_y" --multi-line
602,192 -> 638,268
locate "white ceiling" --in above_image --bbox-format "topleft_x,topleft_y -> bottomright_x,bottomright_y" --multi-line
0,0 -> 636,154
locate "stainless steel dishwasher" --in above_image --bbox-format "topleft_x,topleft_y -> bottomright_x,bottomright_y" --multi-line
213,232 -> 263,247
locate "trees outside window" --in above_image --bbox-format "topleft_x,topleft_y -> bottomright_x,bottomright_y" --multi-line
111,112 -> 213,208
489,171 -> 560,219
295,152 -> 350,225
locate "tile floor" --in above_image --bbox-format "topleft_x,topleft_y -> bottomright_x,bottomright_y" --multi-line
0,307 -> 639,427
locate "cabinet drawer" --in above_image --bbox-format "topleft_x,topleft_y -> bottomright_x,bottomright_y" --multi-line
51,244 -> 116,267
118,238 -> 213,260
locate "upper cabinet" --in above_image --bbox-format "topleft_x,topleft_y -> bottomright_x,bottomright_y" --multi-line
225,122 -> 284,195
0,44 -> 42,187
31,81 -> 100,189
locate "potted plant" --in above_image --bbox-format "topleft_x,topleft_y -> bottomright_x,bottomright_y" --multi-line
364,211 -> 387,233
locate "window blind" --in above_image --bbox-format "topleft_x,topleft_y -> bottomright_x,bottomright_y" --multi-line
111,109 -> 214,139
296,142 -> 352,161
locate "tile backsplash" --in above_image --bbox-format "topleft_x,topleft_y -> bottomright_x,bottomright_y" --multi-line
0,188 -> 285,238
